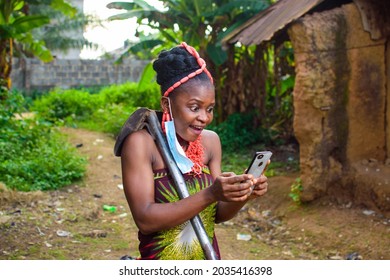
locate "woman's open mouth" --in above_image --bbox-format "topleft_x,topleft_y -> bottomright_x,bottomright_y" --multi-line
190,125 -> 203,135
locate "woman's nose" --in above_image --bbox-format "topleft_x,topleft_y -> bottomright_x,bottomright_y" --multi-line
197,110 -> 208,122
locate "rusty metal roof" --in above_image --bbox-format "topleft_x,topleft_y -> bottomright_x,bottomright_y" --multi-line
223,0 -> 325,46
223,0 -> 390,46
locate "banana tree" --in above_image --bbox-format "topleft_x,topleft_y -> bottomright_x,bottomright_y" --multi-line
0,0 -> 47,93
0,0 -> 77,97
108,0 -> 269,64
29,2 -> 99,56
107,0 -> 270,121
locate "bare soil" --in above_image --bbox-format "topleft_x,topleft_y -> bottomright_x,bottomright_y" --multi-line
0,128 -> 389,260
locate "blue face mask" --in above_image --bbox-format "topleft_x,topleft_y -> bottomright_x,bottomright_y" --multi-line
164,98 -> 194,174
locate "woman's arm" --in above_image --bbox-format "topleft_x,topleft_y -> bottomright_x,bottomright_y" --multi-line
121,129 -> 259,234
121,130 -> 218,235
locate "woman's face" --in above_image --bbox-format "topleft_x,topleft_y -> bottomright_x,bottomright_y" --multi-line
168,82 -> 215,143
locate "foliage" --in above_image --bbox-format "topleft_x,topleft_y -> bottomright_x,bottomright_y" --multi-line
289,177 -> 303,205
107,0 -> 270,63
221,148 -> 277,178
208,111 -> 275,153
31,88 -> 105,123
106,0 -> 296,144
0,90 -> 86,191
78,103 -> 136,136
0,0 -> 79,91
29,2 -> 99,54
31,82 -> 161,136
0,0 -> 46,90
0,0 -> 54,59
98,82 -> 160,109
264,42 -> 296,140
106,0 -> 272,92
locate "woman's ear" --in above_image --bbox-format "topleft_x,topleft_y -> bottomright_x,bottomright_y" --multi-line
161,96 -> 169,113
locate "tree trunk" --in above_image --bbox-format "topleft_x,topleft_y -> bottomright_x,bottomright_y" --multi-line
0,38 -> 12,99
221,44 -> 269,123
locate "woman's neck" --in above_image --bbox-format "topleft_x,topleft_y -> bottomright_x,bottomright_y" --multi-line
176,134 -> 189,151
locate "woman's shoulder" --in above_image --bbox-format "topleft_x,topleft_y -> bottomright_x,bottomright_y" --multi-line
201,129 -> 221,171
121,129 -> 155,155
201,129 -> 221,151
201,129 -> 220,140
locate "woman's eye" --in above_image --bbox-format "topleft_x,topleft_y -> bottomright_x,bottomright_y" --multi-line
207,107 -> 214,113
190,106 -> 199,112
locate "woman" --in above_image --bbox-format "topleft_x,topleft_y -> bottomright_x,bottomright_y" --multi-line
119,42 -> 268,260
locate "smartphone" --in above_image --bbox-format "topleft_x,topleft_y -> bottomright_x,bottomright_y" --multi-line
246,151 -> 272,178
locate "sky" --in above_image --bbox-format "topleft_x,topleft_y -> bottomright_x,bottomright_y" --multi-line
80,0 -> 163,59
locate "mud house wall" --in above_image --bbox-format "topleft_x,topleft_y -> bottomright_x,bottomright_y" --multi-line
288,3 -> 389,212
387,40 -> 390,160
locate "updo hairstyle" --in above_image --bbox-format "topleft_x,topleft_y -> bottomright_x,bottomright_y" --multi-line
153,46 -> 213,96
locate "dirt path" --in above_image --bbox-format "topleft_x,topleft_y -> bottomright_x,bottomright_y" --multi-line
0,128 -> 389,260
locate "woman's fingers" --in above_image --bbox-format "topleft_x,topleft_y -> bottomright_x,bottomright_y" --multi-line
214,173 -> 255,201
251,175 -> 268,197
220,172 -> 253,184
214,172 -> 271,201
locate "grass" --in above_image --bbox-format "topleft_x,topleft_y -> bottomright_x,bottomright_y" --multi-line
47,250 -> 67,260
111,240 -> 131,251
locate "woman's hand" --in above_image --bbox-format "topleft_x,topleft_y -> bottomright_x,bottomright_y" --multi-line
248,174 -> 268,199
210,172 -> 255,202
212,162 -> 270,223
244,159 -> 270,199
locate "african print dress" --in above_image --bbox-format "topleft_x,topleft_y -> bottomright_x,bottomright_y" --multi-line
137,167 -> 221,260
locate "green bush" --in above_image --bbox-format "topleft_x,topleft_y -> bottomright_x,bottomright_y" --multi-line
208,112 -> 274,152
99,82 -> 160,109
31,88 -> 104,123
31,82 -> 161,135
289,177 -> 303,205
0,91 -> 86,192
78,103 -> 136,136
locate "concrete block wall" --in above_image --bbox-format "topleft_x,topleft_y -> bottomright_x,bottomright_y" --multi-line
11,58 -> 148,91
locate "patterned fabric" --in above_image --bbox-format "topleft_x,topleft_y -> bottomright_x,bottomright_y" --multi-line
138,167 -> 221,260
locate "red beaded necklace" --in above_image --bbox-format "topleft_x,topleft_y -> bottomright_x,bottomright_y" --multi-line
181,134 -> 204,176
